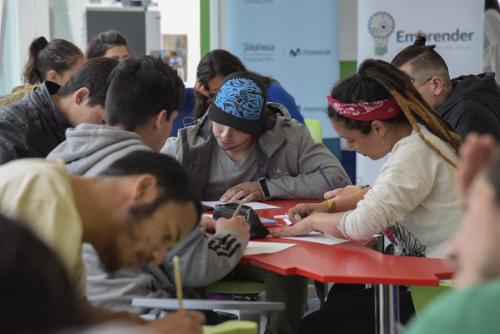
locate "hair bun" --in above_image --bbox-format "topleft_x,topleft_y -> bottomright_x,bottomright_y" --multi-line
414,33 -> 427,46
31,36 -> 49,53
414,33 -> 436,50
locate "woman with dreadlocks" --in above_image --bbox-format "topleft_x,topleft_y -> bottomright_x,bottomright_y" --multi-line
272,59 -> 462,333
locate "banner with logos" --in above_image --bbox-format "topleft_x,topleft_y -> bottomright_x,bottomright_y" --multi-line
356,0 -> 484,184
226,0 -> 339,138
358,0 -> 484,77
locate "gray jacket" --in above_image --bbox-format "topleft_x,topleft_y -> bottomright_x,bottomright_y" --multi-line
47,123 -> 248,313
163,113 -> 351,200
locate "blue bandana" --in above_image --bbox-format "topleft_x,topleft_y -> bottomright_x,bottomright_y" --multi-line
208,73 -> 267,135
214,77 -> 264,120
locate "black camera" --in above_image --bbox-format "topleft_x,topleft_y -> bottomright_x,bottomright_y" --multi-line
213,203 -> 269,239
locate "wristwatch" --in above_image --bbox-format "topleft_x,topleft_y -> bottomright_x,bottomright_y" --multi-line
258,177 -> 271,199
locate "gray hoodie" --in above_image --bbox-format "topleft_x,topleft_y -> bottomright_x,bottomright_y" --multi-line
47,123 -> 248,313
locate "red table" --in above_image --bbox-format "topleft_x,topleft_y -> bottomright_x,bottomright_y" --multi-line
242,200 -> 454,334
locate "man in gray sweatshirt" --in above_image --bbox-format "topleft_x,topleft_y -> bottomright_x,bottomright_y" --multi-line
162,72 -> 352,334
48,56 -> 250,316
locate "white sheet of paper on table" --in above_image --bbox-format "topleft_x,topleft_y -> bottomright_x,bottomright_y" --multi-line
273,215 -> 293,225
243,241 -> 296,256
202,201 -> 280,210
282,231 -> 349,245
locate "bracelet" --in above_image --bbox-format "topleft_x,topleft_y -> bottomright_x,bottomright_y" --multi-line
326,198 -> 335,210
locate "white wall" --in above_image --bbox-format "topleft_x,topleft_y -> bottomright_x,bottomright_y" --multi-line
157,0 -> 200,86
0,0 -> 50,94
50,0 -> 86,49
0,0 -> 201,94
339,0 -> 357,61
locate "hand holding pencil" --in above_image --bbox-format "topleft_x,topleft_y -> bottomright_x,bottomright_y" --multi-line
231,193 -> 254,218
288,185 -> 369,223
147,256 -> 205,334
287,202 -> 331,223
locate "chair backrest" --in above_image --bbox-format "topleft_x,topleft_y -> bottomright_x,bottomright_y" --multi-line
171,87 -> 195,136
304,118 -> 323,144
410,284 -> 452,315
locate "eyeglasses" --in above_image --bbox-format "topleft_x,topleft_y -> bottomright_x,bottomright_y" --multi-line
412,76 -> 433,87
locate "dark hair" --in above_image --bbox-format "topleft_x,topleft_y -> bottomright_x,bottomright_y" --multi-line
100,151 -> 202,221
0,214 -> 88,333
391,34 -> 449,79
106,56 -> 185,130
329,59 -> 461,166
86,29 -> 129,59
23,37 -> 83,85
195,49 -> 272,119
57,57 -> 119,107
486,0 -> 500,11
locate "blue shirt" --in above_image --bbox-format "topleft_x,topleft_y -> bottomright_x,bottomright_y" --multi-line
267,81 -> 304,124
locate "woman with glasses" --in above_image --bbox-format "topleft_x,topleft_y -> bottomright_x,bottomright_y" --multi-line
194,49 -> 304,124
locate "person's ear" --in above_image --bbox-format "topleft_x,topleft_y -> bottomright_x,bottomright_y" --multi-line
73,87 -> 90,105
431,76 -> 446,96
46,70 -> 58,83
371,120 -> 387,138
153,110 -> 167,129
155,109 -> 178,130
130,174 -> 158,204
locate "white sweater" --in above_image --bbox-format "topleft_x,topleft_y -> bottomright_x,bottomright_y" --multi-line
339,127 -> 461,258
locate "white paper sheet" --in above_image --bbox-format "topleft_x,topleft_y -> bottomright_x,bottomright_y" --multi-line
243,241 -> 296,256
282,232 -> 348,245
202,201 -> 280,210
273,215 -> 293,225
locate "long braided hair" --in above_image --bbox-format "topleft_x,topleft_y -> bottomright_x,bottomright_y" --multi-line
329,59 -> 461,167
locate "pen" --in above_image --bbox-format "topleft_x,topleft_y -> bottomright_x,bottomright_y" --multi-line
317,165 -> 334,190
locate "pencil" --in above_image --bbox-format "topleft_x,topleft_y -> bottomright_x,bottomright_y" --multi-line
318,165 -> 334,190
173,255 -> 183,310
232,193 -> 254,218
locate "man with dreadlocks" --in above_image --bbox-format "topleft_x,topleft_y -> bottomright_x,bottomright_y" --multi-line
273,59 -> 462,334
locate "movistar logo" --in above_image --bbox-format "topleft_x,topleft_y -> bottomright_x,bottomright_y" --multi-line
289,48 -> 331,57
290,48 -> 301,57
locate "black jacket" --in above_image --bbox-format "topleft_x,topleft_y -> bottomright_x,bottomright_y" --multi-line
436,72 -> 500,141
0,81 -> 70,164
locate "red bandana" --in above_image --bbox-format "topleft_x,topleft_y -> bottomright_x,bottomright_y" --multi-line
327,95 -> 402,121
